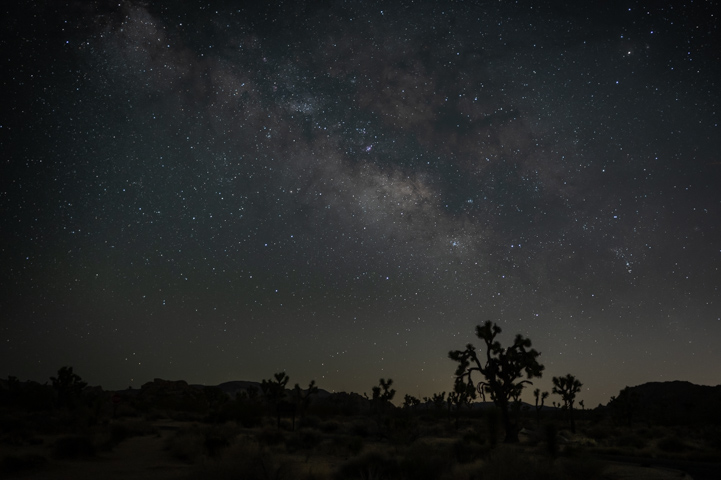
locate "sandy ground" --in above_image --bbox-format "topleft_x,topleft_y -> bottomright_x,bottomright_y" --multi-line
2,422 -> 712,480
602,462 -> 693,480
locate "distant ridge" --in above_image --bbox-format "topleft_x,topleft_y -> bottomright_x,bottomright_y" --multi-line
607,380 -> 721,425
208,380 -> 333,399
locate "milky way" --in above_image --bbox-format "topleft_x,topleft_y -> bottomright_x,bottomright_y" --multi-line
2,1 -> 719,406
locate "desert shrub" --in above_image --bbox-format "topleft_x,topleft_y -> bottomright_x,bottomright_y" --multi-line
165,424 -> 237,462
319,420 -> 340,433
399,441 -> 452,480
334,452 -> 399,480
166,428 -> 204,462
557,454 -> 606,480
236,402 -> 264,428
481,446 -> 551,480
543,424 -> 559,459
614,432 -> 647,449
299,415 -> 321,429
449,460 -> 486,480
53,435 -> 96,459
452,438 -> 487,464
701,426 -> 721,451
1,454 -> 48,474
109,418 -> 156,445
185,441 -> 298,480
285,429 -> 322,453
257,427 -> 285,446
351,422 -> 370,438
113,402 -> 140,418
417,421 -> 445,439
657,436 -> 687,453
584,425 -> 612,441
321,435 -> 364,457
203,425 -> 237,457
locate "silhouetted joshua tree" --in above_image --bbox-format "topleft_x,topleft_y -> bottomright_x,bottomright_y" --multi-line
368,378 -> 395,415
449,380 -> 476,428
403,394 -> 420,409
261,372 -> 290,428
449,321 -> 544,443
50,366 -> 87,408
533,388 -> 549,425
430,392 -> 446,414
293,380 -> 319,420
552,374 -> 582,433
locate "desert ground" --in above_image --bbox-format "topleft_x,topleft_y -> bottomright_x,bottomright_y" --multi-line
2,412 -> 719,480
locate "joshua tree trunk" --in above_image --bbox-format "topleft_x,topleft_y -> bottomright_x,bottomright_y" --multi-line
499,400 -> 519,443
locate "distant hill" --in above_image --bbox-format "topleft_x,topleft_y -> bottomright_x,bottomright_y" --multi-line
607,381 -> 721,425
210,380 -> 334,399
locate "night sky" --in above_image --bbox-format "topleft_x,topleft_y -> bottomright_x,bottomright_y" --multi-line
2,1 -> 719,407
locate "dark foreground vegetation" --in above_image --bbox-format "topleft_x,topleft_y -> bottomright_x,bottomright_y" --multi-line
2,371 -> 720,479
2,324 -> 720,479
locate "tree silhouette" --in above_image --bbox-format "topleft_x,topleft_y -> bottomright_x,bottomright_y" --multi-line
552,374 -> 582,433
50,366 -> 87,408
449,321 -> 544,443
449,380 -> 476,428
370,378 -> 395,414
261,372 -> 290,428
403,394 -> 420,409
293,379 -> 319,420
533,388 -> 549,425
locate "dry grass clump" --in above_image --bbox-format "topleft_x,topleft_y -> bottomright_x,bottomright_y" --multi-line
656,435 -> 688,453
53,434 -> 97,459
165,423 -> 240,462
480,446 -> 551,480
257,427 -> 286,446
0,453 -> 49,475
285,429 -> 322,453
186,440 -> 325,480
334,451 -> 400,480
107,418 -> 157,446
399,441 -> 454,480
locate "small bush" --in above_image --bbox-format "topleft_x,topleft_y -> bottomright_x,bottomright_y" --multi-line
399,442 -> 452,480
257,427 -> 285,446
346,436 -> 364,455
54,435 -> 96,459
203,425 -> 235,457
584,425 -> 612,441
319,420 -> 340,433
614,432 -> 647,449
286,430 -> 322,452
166,429 -> 203,462
657,436 -> 687,453
109,418 -> 156,445
334,452 -> 399,480
299,416 -> 321,429
351,422 -> 369,438
452,438 -> 487,464
558,454 -> 606,480
481,446 -> 550,480
544,424 -> 559,458
185,442 -> 297,480
1,454 -> 48,474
